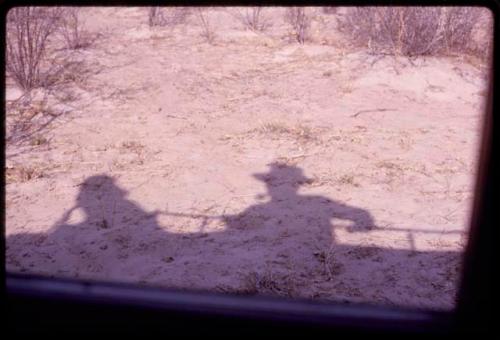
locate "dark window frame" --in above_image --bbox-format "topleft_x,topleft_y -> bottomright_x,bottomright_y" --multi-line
2,0 -> 496,335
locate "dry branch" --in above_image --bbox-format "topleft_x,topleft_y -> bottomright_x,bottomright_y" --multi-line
351,108 -> 397,118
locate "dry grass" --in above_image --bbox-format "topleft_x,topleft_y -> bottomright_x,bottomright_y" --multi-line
240,270 -> 297,297
314,247 -> 345,281
398,131 -> 414,151
338,81 -> 355,95
121,140 -> 145,153
119,140 -> 147,166
374,159 -> 434,191
304,171 -> 361,188
6,164 -> 46,183
376,160 -> 406,181
216,269 -> 297,298
346,247 -> 380,260
322,70 -> 333,77
254,121 -> 317,144
337,174 -> 360,187
29,135 -> 50,147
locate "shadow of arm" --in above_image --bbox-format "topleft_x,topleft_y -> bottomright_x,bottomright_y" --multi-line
332,203 -> 375,233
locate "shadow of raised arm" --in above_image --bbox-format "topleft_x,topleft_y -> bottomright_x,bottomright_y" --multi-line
332,201 -> 375,233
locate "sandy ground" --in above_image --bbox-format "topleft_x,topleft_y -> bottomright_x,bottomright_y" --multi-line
5,7 -> 490,311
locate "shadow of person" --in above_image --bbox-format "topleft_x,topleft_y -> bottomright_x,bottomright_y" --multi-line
6,175 -> 164,279
223,162 -> 374,242
215,162 -> 374,285
56,174 -> 157,230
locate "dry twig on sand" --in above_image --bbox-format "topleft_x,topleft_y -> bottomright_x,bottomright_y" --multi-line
351,108 -> 397,118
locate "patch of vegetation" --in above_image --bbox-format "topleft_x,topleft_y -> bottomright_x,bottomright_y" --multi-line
339,7 -> 492,60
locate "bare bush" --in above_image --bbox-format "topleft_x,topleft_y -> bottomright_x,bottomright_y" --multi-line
196,8 -> 216,44
148,7 -> 162,26
340,7 -> 441,56
148,7 -> 189,27
58,8 -> 93,49
231,7 -> 271,32
5,87 -> 61,145
285,7 -> 311,44
6,7 -> 63,90
442,7 -> 482,54
340,7 -> 487,58
322,7 -> 338,15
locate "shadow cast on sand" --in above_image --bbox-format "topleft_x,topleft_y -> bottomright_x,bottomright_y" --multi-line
6,162 -> 461,309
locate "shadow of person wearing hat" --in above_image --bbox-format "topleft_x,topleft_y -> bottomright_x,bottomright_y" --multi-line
222,162 -> 375,265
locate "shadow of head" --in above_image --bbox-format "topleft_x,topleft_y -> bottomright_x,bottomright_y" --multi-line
76,175 -> 127,204
253,162 -> 313,192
